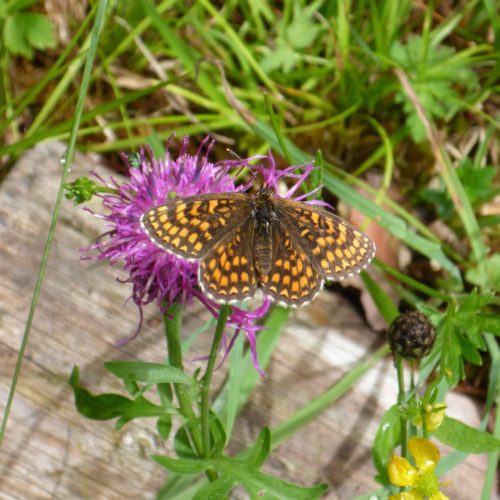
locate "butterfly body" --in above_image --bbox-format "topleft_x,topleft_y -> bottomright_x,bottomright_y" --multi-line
141,188 -> 375,307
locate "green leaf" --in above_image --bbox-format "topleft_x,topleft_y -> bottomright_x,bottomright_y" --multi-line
4,14 -> 32,59
192,477 -> 234,500
153,455 -> 209,475
372,405 -> 401,483
260,41 -> 299,73
286,6 -> 321,49
69,367 -> 168,421
243,427 -> 271,469
104,361 -> 192,385
155,428 -> 327,499
434,416 -> 500,453
466,254 -> 500,292
157,414 -> 172,441
21,12 -> 57,50
157,382 -> 174,406
208,410 -> 227,457
474,314 -> 500,335
174,426 -> 198,459
390,36 -> 479,142
455,334 -> 483,365
361,272 -> 399,324
4,12 -> 56,59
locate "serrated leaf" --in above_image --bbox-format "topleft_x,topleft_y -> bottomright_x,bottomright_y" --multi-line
104,361 -> 192,385
4,12 -> 56,59
19,12 -> 57,50
390,36 -> 479,142
4,14 -> 33,58
434,417 -> 500,453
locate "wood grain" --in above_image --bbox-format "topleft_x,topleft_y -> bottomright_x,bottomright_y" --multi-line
0,142 -> 492,499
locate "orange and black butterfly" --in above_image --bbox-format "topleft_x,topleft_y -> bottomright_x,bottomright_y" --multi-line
141,188 -> 375,307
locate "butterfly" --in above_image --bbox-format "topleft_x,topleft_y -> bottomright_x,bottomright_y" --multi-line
140,188 -> 375,307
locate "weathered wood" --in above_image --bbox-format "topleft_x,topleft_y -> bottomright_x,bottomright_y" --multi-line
0,141 -> 492,498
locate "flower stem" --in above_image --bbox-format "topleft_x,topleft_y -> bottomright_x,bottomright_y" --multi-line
396,356 -> 408,458
163,303 -> 203,456
200,304 -> 231,459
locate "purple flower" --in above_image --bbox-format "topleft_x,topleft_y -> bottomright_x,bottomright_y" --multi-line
84,137 -> 315,374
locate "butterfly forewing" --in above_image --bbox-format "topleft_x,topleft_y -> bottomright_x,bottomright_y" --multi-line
274,199 -> 375,281
199,220 -> 258,303
259,221 -> 323,306
141,193 -> 253,259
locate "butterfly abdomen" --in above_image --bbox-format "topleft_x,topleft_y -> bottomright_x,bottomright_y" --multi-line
252,189 -> 276,280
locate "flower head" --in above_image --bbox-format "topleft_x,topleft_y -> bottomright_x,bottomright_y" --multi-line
388,438 -> 449,500
86,137 -> 244,308
83,137 -> 315,374
387,312 -> 436,360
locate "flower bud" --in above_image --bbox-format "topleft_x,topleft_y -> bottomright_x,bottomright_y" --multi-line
387,311 -> 436,359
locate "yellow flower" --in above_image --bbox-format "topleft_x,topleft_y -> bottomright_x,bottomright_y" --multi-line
388,438 -> 449,500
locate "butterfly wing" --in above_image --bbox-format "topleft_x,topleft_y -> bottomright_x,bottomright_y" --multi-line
141,193 -> 253,259
274,198 -> 375,281
258,220 -> 323,306
199,219 -> 258,303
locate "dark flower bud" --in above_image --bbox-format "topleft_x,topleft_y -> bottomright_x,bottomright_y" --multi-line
387,312 -> 436,359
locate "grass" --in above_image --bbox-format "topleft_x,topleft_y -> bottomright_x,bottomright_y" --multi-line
0,1 -> 498,498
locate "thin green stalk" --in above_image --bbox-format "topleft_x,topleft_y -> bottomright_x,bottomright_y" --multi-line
163,303 -> 203,456
0,0 -> 109,447
200,305 -> 231,458
396,356 -> 408,458
376,260 -> 450,302
418,0 -> 433,79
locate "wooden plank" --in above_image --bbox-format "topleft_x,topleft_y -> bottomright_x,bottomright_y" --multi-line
0,141 -> 492,498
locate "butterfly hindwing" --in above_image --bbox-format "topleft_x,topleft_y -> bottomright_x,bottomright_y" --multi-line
199,219 -> 258,303
275,198 -> 376,281
259,220 -> 323,306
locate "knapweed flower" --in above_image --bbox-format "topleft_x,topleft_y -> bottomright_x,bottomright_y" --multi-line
388,437 -> 449,500
83,137 -> 317,374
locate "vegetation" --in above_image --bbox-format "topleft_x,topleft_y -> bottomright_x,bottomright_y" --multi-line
1,1 -> 498,498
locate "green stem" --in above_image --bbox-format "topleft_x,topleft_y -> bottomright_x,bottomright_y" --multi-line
200,305 -> 231,458
163,303 -> 203,456
396,356 -> 408,458
0,0 -> 109,446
